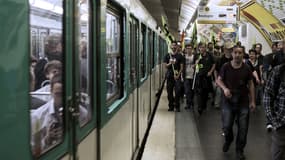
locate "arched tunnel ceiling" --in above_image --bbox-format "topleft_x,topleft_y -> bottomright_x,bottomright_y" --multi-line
140,0 -> 182,38
140,0 -> 285,40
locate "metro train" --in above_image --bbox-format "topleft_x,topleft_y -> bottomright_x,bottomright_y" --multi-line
0,0 -> 167,159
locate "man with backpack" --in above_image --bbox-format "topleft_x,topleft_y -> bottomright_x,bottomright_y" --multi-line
263,39 -> 285,160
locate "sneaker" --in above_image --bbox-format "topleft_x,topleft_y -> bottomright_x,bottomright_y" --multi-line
236,151 -> 245,160
266,124 -> 273,132
223,142 -> 231,152
222,132 -> 225,136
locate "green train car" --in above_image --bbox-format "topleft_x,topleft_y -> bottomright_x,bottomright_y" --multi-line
0,0 -> 167,159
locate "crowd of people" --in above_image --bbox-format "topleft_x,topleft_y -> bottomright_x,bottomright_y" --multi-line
163,39 -> 285,160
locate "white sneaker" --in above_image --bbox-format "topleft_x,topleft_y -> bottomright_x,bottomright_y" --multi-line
266,124 -> 273,132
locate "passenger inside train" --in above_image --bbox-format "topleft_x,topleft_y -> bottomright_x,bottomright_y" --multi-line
30,73 -> 63,157
2,0 -> 285,160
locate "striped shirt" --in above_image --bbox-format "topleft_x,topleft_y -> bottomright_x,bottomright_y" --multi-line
263,64 -> 285,129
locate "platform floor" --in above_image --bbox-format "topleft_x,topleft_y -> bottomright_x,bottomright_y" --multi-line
142,87 -> 272,160
193,99 -> 271,160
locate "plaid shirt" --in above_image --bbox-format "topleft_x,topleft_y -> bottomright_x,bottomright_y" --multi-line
263,64 -> 285,129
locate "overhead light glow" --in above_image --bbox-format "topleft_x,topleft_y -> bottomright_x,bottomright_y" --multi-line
29,0 -> 63,14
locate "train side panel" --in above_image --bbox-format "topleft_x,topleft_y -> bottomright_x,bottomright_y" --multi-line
77,130 -> 97,160
0,0 -> 31,159
101,101 -> 132,160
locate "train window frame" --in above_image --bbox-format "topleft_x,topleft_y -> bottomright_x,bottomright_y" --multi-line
29,0 -> 65,158
105,3 -> 124,107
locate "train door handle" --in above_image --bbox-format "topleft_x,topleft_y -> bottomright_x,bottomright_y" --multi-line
67,96 -> 80,117
69,107 -> 80,117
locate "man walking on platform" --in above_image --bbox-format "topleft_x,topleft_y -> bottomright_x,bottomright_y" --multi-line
194,42 -> 215,115
263,39 -> 285,160
216,45 -> 256,160
183,44 -> 195,110
163,41 -> 184,112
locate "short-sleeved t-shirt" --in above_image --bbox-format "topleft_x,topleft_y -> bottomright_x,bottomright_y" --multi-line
163,53 -> 184,78
216,55 -> 232,72
219,62 -> 253,106
194,52 -> 215,76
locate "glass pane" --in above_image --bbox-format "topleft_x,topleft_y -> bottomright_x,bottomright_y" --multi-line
106,56 -> 119,99
130,18 -> 138,88
29,0 -> 64,158
139,25 -> 146,80
148,30 -> 154,69
76,0 -> 92,127
106,11 -> 121,102
106,12 -> 120,54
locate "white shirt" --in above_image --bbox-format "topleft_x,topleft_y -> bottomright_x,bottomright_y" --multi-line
32,85 -> 52,102
30,99 -> 62,151
30,99 -> 89,152
185,54 -> 195,79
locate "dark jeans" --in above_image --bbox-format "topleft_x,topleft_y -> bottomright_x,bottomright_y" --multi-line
196,76 -> 212,113
255,84 -> 263,105
166,78 -> 182,110
272,126 -> 285,160
184,78 -> 194,108
222,103 -> 249,152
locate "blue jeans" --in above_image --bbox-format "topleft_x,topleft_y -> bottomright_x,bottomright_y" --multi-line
222,103 -> 250,152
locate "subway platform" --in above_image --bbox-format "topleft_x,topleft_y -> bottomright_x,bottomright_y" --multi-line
141,86 -> 272,160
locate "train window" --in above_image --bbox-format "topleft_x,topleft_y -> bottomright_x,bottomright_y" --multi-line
152,33 -> 156,67
139,24 -> 146,80
129,16 -> 139,89
76,0 -> 92,127
148,29 -> 154,69
29,0 -> 64,158
106,7 -> 123,103
158,37 -> 163,64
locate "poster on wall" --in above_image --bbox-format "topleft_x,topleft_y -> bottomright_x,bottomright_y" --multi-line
241,1 -> 285,43
197,24 -> 238,45
197,5 -> 237,24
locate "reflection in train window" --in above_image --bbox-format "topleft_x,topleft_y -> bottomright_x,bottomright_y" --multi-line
148,29 -> 154,69
139,24 -> 146,80
76,0 -> 92,127
29,0 -> 64,158
149,30 -> 155,69
106,8 -> 123,103
129,16 -> 139,88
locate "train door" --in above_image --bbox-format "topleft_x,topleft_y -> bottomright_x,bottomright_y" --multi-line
129,16 -> 140,157
29,0 -> 69,159
29,0 -> 97,159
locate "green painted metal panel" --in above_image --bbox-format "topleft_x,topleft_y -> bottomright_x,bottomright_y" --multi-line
0,0 -> 31,159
